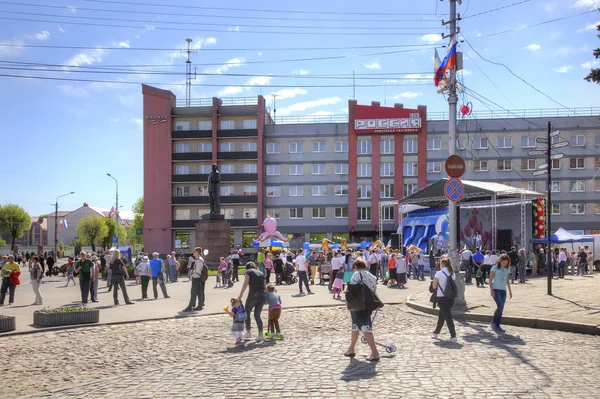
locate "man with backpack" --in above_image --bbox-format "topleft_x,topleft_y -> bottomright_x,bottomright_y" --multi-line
182,247 -> 207,312
431,258 -> 458,342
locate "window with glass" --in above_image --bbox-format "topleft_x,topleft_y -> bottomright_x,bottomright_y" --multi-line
220,120 -> 235,130
569,135 -> 584,146
427,162 -> 441,173
358,207 -> 371,221
243,164 -> 257,173
289,208 -> 303,219
474,137 -> 488,149
403,139 -> 417,153
220,164 -> 235,174
473,160 -> 488,172
521,159 -> 536,170
357,184 -> 372,199
570,204 -> 585,215
289,186 -> 304,196
220,186 -> 235,196
266,143 -> 280,154
596,135 -> 600,146
570,158 -> 584,169
595,157 -> 600,168
175,232 -> 191,249
198,164 -> 211,174
242,231 -> 256,247
596,180 -> 600,192
221,208 -> 235,219
551,181 -> 561,192
551,159 -> 560,170
381,184 -> 394,199
427,139 -> 441,150
497,160 -> 512,171
198,120 -> 212,130
380,139 -> 394,154
175,209 -> 190,220
242,119 -> 257,129
242,142 -> 257,151
312,185 -> 326,196
267,209 -> 281,219
551,136 -> 560,144
526,181 -> 536,191
266,165 -> 281,175
198,142 -> 212,152
570,180 -> 586,192
243,185 -> 257,195
175,143 -> 190,153
289,142 -> 303,153
358,140 -> 372,155
551,204 -> 560,215
403,162 -> 417,177
197,208 -> 209,218
358,163 -> 372,177
335,141 -> 348,152
289,164 -> 303,175
312,164 -> 326,175
198,186 -> 208,196
175,121 -> 190,131
175,187 -> 190,197
457,139 -> 466,150
334,207 -> 349,218
312,208 -> 326,218
219,142 -> 235,152
334,185 -> 349,196
521,137 -> 536,148
497,137 -> 512,148
312,141 -> 326,153
175,165 -> 190,175
380,162 -> 394,177
243,208 -> 257,219
403,183 -> 418,197
382,206 -> 394,221
266,186 -> 281,197
335,164 -> 348,175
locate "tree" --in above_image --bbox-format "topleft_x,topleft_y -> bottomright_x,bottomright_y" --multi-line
131,197 -> 144,246
584,24 -> 600,84
0,238 -> 7,247
0,204 -> 31,251
76,215 -> 108,252
101,218 -> 126,250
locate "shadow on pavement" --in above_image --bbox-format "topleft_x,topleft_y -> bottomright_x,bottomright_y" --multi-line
340,358 -> 378,381
432,340 -> 464,350
219,340 -> 276,353
551,295 -> 600,311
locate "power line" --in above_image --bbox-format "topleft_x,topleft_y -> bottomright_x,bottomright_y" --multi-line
462,0 -> 531,19
0,10 -> 440,31
0,1 -> 442,23
481,10 -> 597,37
0,16 -> 443,36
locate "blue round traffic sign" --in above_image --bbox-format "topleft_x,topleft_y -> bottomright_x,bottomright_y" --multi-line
444,179 -> 464,202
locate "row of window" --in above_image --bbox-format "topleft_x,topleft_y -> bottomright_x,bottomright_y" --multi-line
264,207 -> 395,221
175,185 -> 258,197
175,163 -> 258,175
457,135 -> 599,150
550,203 -> 600,216
175,207 -> 258,220
531,179 -> 600,193
265,183 -> 419,198
174,142 -> 258,153
175,119 -> 257,131
473,157 -> 589,172
265,139 -> 442,155
266,162 -> 419,177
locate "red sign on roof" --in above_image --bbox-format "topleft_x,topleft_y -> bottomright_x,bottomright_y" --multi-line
354,104 -> 422,134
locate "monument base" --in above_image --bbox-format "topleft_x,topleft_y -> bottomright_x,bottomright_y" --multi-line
195,219 -> 231,268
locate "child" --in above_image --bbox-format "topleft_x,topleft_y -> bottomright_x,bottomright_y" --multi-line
65,257 -> 76,287
264,284 -> 283,339
216,257 -> 226,288
225,297 -> 247,346
332,270 -> 344,299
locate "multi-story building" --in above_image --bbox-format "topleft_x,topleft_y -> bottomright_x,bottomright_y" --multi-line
1,216 -> 48,248
142,84 -> 600,253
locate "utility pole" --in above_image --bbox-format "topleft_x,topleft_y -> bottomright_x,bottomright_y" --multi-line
53,192 -> 75,259
546,121 -> 552,295
271,94 -> 278,123
107,173 -> 119,247
184,38 -> 195,107
352,70 -> 356,100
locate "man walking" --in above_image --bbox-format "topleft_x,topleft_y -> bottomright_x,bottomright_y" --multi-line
508,246 -> 519,284
231,250 -> 240,282
295,249 -> 312,295
150,252 -> 169,300
460,247 -> 473,284
182,247 -> 205,312
75,251 -> 93,305
472,248 -> 485,287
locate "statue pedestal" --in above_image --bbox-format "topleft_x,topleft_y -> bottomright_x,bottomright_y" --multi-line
195,219 -> 231,268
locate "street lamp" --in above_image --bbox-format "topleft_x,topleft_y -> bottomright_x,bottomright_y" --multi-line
53,191 -> 75,259
107,173 -> 119,247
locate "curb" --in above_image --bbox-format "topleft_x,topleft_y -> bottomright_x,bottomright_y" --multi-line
405,293 -> 600,336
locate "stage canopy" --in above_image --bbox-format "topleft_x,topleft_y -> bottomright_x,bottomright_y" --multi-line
398,178 -> 542,207
531,227 -> 594,244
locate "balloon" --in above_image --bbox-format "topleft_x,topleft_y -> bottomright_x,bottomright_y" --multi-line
303,242 -> 310,251
252,240 -> 260,248
360,241 -> 367,249
332,243 -> 340,249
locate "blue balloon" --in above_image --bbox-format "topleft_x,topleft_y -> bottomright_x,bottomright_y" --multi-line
251,240 -> 260,248
271,239 -> 283,247
332,243 -> 340,249
303,242 -> 310,251
360,241 -> 367,249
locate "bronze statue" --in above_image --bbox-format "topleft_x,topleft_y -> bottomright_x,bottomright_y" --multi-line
208,163 -> 221,214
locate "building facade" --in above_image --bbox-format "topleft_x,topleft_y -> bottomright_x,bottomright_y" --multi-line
142,85 -> 600,253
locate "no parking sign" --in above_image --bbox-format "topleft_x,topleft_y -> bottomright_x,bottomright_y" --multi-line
444,179 -> 464,202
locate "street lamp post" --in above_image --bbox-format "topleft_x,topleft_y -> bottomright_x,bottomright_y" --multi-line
107,173 -> 119,247
53,191 -> 75,259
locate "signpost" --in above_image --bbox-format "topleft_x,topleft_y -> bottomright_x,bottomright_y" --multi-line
527,150 -> 547,156
532,170 -> 547,176
536,138 -> 548,144
444,179 -> 464,202
551,141 -> 569,149
445,155 -> 466,179
550,153 -> 564,160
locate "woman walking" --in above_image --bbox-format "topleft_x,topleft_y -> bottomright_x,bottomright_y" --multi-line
109,250 -> 134,306
489,254 -> 512,333
237,262 -> 267,341
431,258 -> 457,342
29,255 -> 43,305
168,252 -> 179,282
137,255 -> 152,299
90,255 -> 100,302
344,258 -> 381,361
517,249 -> 527,284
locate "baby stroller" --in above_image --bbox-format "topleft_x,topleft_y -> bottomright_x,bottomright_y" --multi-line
281,262 -> 298,285
319,262 -> 332,285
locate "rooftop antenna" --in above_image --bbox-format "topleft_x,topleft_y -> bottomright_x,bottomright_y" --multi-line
271,94 -> 278,124
183,38 -> 197,107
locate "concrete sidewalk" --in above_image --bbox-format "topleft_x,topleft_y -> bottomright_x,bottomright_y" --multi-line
0,268 -> 432,334
407,272 -> 600,335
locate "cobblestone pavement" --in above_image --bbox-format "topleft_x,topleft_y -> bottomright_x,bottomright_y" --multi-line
1,305 -> 599,399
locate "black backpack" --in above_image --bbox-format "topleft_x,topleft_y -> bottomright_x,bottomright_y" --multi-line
439,270 -> 458,298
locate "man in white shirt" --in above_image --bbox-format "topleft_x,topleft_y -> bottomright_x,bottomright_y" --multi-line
558,247 -> 568,279
295,249 -> 312,295
368,250 -> 379,277
460,247 -> 473,284
329,252 -> 342,290
482,250 -> 492,285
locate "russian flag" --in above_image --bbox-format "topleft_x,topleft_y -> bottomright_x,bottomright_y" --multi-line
109,206 -> 115,217
434,37 -> 457,87
60,219 -> 68,229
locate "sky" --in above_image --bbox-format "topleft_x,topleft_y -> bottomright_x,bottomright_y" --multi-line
1,0 -> 599,217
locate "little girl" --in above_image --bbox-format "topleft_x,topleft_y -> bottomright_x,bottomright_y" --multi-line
264,252 -> 273,283
265,284 -> 283,339
216,257 -> 227,288
331,270 -> 344,299
226,297 -> 247,346
65,257 -> 76,287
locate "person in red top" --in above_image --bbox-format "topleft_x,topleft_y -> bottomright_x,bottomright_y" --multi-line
387,253 -> 398,286
1,255 -> 20,305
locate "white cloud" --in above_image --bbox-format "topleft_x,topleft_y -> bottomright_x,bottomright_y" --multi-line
420,33 -> 442,44
457,69 -> 472,76
247,76 -> 272,86
572,0 -> 600,9
524,44 -> 541,51
117,92 -> 139,107
553,65 -> 572,73
217,86 -> 245,96
58,85 -> 90,97
394,91 -> 421,99
58,26 -> 65,33
364,61 -> 381,70
277,97 -> 342,116
204,37 -> 217,45
214,57 -> 245,74
65,48 -> 108,67
116,41 -> 130,48
578,20 -> 600,32
405,73 -> 434,81
581,59 -> 600,68
258,52 -> 263,56
228,26 -> 240,32
292,69 -> 309,75
267,88 -> 307,100
35,31 -> 50,41
473,31 -> 482,38
217,76 -> 272,96
310,111 -> 334,116
67,5 -> 77,13
130,118 -> 143,137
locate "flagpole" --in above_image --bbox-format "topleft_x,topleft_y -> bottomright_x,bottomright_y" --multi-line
53,191 -> 74,261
